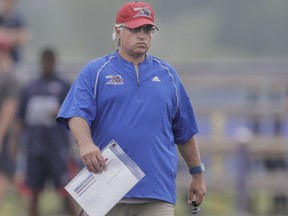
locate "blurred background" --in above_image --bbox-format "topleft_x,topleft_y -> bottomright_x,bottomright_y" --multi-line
1,0 -> 288,216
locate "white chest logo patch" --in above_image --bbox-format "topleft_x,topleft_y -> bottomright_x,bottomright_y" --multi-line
152,76 -> 161,82
105,75 -> 124,85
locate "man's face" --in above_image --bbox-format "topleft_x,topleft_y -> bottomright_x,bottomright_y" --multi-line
41,56 -> 55,76
118,25 -> 155,59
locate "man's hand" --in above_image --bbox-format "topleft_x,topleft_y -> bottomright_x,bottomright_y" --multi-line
188,174 -> 206,206
68,117 -> 108,174
80,142 -> 107,174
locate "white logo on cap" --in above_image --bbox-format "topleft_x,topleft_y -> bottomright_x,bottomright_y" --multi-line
134,7 -> 151,18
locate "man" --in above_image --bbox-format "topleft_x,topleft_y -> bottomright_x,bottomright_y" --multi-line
16,48 -> 77,216
57,2 -> 206,216
0,39 -> 19,203
286,88 -> 288,113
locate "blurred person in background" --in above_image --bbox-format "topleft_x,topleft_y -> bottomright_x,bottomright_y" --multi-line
286,88 -> 288,113
57,1 -> 206,216
0,41 -> 20,203
0,0 -> 28,63
14,48 -> 77,216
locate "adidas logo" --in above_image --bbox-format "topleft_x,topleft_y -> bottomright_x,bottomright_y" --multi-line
152,76 -> 161,82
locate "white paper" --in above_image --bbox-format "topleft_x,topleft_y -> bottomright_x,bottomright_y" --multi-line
65,140 -> 145,216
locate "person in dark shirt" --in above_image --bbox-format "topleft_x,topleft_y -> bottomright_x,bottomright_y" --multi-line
15,48 -> 77,216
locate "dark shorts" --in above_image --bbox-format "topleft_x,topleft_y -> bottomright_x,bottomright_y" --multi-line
0,136 -> 16,177
25,152 -> 70,190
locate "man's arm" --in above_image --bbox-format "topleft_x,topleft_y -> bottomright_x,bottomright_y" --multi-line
68,117 -> 107,173
0,98 -> 18,151
285,89 -> 288,113
177,136 -> 206,206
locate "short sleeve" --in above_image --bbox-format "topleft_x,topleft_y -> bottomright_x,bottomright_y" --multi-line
56,63 -> 97,130
172,77 -> 199,144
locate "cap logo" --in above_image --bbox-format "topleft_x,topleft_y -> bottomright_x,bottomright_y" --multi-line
133,7 -> 152,18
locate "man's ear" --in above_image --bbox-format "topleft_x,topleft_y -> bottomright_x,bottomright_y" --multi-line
116,29 -> 121,38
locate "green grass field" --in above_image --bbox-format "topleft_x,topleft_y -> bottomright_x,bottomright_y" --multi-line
0,184 -> 280,216
0,186 -> 233,216
0,184 -> 80,216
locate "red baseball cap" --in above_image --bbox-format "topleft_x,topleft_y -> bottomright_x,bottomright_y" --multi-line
116,1 -> 158,30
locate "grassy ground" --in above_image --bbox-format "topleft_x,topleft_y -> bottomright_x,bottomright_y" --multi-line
0,184 -> 283,216
0,186 -> 234,216
0,184 -> 80,216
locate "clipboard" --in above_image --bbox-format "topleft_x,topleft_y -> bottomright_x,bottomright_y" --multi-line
65,140 -> 145,216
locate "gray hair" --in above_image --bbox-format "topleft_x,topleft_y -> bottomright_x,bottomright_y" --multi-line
112,24 -> 125,47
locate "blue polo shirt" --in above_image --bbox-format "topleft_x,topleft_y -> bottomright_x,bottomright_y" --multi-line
57,51 -> 199,204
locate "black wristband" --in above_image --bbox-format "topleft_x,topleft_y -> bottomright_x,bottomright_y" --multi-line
189,163 -> 205,175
